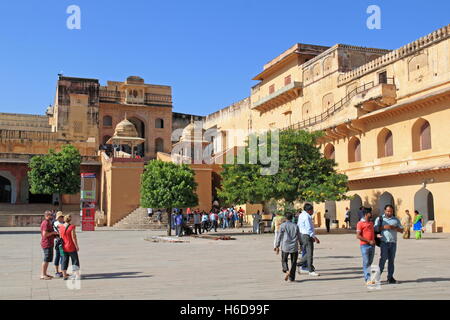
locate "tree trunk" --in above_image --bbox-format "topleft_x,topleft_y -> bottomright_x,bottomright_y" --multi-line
167,208 -> 172,236
58,193 -> 63,211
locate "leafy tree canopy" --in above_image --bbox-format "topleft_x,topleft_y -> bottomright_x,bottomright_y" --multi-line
217,129 -> 348,207
28,144 -> 82,198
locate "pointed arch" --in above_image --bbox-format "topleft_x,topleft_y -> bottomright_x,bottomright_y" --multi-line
412,118 -> 431,152
414,188 -> 435,223
348,136 -> 361,163
377,128 -> 393,158
324,143 -> 335,160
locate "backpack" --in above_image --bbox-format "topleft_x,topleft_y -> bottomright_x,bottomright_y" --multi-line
374,216 -> 383,247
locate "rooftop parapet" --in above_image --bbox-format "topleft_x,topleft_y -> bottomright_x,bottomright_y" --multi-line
337,24 -> 450,86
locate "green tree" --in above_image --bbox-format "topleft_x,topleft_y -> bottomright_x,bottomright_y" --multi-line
140,160 -> 198,236
28,144 -> 82,210
217,129 -> 348,212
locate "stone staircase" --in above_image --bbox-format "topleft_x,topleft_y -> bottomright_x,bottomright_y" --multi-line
113,207 -> 168,230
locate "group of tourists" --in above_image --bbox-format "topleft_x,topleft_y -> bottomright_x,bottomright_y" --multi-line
40,210 -> 80,280
274,203 -> 426,285
171,207 -> 246,237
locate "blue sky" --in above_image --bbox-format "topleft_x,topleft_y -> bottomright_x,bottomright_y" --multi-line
0,0 -> 448,116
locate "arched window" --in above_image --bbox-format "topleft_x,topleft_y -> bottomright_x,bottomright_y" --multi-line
103,115 -> 112,127
324,144 -> 335,160
155,138 -> 164,153
348,137 -> 361,163
377,128 -> 393,158
155,118 -> 164,129
412,118 -> 431,152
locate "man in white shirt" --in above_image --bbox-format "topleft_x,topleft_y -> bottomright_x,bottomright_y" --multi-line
297,203 -> 320,276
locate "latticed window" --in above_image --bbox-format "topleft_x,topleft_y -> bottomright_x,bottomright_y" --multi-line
284,75 -> 291,86
103,115 -> 112,127
420,121 -> 431,150
269,84 -> 275,94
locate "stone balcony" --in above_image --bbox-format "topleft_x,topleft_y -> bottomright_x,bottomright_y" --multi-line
252,81 -> 303,113
354,82 -> 397,113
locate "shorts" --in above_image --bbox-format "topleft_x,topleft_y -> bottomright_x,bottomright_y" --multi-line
42,247 -> 54,263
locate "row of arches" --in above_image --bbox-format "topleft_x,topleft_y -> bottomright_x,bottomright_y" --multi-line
324,118 -> 432,162
102,116 -> 164,129
323,189 -> 434,228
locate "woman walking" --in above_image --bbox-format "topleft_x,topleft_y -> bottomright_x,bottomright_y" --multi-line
413,210 -> 424,240
58,215 -> 81,280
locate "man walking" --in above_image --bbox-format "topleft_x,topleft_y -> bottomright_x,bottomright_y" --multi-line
401,210 -> 412,239
297,203 -> 320,276
40,210 -> 58,280
324,209 -> 331,233
374,204 -> 404,284
275,213 -> 302,282
356,207 -> 376,285
193,210 -> 202,235
344,207 -> 351,229
175,210 -> 183,237
253,210 -> 261,234
210,211 -> 218,232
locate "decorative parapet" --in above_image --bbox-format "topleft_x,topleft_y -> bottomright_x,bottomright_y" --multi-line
0,129 -> 56,141
338,24 -> 450,86
302,44 -> 390,69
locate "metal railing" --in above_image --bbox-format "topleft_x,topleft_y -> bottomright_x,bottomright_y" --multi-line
283,77 -> 394,131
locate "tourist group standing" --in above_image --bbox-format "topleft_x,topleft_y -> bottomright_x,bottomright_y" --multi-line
40,210 -> 80,280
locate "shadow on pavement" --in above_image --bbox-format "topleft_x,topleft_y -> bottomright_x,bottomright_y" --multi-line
320,256 -> 359,259
319,267 -> 361,272
81,272 -> 152,280
400,277 -> 450,284
298,275 -> 362,282
0,231 -> 40,235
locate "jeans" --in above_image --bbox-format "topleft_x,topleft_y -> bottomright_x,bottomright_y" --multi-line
61,251 -> 80,271
175,224 -> 183,237
54,246 -> 62,266
281,251 -> 299,281
325,219 -> 330,233
360,244 -> 375,281
273,231 -> 279,248
297,234 -> 314,272
194,223 -> 202,235
379,241 -> 397,279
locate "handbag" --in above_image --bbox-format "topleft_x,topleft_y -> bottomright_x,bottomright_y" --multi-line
374,215 -> 383,247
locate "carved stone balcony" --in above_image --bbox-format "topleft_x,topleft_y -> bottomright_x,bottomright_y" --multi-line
252,81 -> 303,113
354,81 -> 397,113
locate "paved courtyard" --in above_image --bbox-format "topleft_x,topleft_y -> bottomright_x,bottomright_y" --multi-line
1,227 -> 450,300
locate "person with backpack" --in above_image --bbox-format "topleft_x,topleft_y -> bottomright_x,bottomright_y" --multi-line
275,212 -> 302,282
356,207 -> 376,285
58,215 -> 80,280
53,212 -> 65,278
374,204 -> 404,284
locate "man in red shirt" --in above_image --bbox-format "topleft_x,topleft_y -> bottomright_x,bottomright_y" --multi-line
356,207 -> 375,285
40,210 -> 58,280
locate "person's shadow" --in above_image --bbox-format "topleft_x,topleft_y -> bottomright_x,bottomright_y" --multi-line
400,277 -> 450,284
81,272 -> 151,280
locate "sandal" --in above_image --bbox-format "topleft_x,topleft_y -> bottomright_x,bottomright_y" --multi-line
40,275 -> 52,280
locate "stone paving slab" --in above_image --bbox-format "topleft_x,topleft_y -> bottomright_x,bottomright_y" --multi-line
1,227 -> 450,299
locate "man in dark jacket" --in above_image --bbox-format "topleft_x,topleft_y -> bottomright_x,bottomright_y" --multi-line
275,213 -> 302,282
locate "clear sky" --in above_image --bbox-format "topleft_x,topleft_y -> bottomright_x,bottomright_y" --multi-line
0,0 -> 448,116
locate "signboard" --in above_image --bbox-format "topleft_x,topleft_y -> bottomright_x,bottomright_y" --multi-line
80,173 -> 96,231
81,207 -> 95,231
